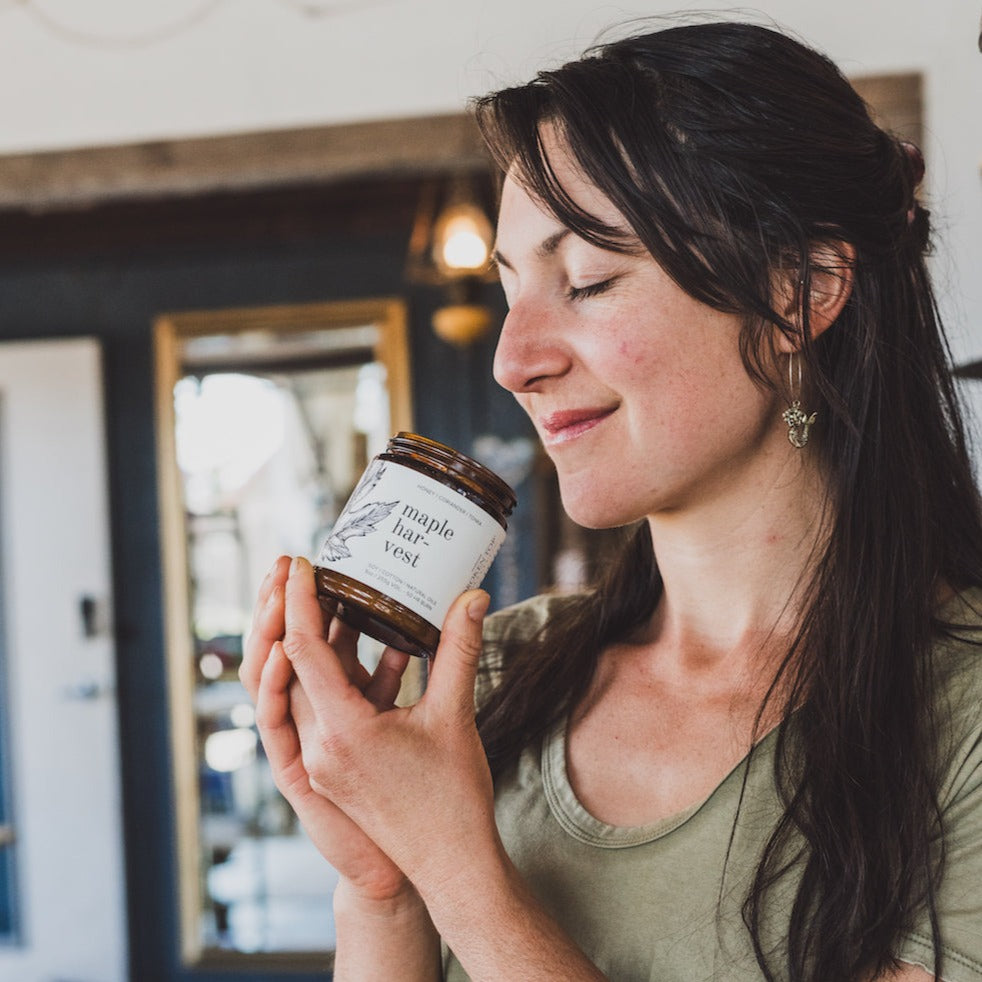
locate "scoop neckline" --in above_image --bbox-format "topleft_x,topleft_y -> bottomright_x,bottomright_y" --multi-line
539,714 -> 779,849
538,587 -> 982,849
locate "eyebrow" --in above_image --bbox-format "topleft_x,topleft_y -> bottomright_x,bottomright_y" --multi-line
492,228 -> 571,271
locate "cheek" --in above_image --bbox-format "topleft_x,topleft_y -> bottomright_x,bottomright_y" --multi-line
616,336 -> 648,368
624,341 -> 766,446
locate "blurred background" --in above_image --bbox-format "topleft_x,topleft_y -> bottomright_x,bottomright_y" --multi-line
0,1 -> 979,980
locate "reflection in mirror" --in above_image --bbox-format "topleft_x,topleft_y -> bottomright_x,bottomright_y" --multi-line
155,300 -> 413,969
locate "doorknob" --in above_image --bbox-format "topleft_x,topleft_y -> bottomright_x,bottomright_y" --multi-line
78,594 -> 110,638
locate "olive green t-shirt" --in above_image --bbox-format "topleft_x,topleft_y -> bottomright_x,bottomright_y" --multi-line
442,591 -> 982,982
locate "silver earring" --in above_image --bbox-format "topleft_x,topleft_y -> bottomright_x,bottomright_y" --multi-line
781,352 -> 817,449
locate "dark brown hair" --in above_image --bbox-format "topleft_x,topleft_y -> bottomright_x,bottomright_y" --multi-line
473,20 -> 982,981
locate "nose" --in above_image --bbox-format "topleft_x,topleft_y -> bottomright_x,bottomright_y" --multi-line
492,299 -> 571,394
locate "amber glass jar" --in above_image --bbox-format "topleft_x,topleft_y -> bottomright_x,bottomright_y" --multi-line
314,433 -> 517,656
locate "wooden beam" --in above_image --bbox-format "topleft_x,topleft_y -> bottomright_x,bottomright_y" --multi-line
0,113 -> 488,210
0,73 -> 922,212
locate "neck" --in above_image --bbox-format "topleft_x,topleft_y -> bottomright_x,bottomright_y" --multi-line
644,435 -> 830,670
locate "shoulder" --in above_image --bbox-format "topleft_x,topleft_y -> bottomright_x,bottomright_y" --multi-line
893,589 -> 982,978
483,591 -> 583,646
474,591 -> 585,711
931,587 -> 982,798
933,587 -> 982,703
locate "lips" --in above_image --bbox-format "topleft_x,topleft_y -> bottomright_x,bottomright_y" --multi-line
538,406 -> 617,445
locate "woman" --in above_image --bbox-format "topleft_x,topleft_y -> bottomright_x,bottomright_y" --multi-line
240,21 -> 982,982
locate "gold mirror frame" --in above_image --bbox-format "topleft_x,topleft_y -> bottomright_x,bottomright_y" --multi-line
154,298 -> 413,969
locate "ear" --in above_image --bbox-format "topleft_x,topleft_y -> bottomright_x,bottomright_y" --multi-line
773,240 -> 855,354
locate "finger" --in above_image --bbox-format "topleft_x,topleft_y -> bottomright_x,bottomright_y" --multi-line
254,641 -> 300,764
256,645 -> 333,807
363,646 -> 411,710
240,556 -> 291,699
253,555 -> 291,627
288,675 -> 316,741
242,587 -> 284,700
317,593 -> 340,634
284,555 -> 330,639
327,610 -> 371,690
328,614 -> 360,664
282,556 -> 368,716
423,590 -> 489,722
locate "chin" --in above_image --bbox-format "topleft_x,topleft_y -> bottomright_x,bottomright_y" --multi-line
557,487 -> 641,531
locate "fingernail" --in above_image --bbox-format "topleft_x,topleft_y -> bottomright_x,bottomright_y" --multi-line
466,591 -> 490,623
290,556 -> 306,576
264,583 -> 281,609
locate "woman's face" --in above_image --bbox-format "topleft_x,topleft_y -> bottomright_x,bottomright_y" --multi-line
492,142 -> 787,530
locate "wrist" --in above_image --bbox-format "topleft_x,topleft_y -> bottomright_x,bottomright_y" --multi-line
333,877 -> 440,982
417,848 -> 606,981
412,834 -> 518,930
333,875 -> 427,923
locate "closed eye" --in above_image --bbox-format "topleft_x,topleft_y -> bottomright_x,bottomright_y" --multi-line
566,278 -> 617,302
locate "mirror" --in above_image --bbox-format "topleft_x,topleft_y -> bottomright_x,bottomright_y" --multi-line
155,298 -> 414,969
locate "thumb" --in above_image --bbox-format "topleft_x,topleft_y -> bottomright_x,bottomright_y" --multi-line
424,589 -> 490,721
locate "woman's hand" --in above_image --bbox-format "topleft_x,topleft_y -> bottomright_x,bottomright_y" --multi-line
271,558 -> 607,981
280,555 -> 498,900
239,555 -> 412,903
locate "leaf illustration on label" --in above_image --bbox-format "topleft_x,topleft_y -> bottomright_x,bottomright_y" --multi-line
320,499 -> 398,561
349,460 -> 385,507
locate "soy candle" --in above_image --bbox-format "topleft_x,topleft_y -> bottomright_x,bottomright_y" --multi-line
314,433 -> 517,656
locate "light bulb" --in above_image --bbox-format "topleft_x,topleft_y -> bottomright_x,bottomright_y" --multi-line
440,215 -> 490,271
432,202 -> 493,276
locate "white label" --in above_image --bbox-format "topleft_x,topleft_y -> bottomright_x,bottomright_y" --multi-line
316,458 -> 506,631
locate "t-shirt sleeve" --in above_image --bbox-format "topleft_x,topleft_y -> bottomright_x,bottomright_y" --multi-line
897,646 -> 982,982
473,591 -> 582,712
